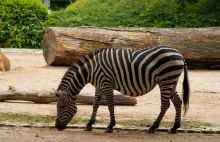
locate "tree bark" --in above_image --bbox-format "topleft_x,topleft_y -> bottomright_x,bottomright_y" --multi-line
0,86 -> 137,105
43,27 -> 220,69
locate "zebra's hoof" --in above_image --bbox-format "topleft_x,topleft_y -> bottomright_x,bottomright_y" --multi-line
168,129 -> 177,134
105,128 -> 113,133
84,126 -> 92,131
147,129 -> 155,134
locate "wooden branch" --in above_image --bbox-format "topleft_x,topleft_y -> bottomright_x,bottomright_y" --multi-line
0,86 -> 57,103
0,86 -> 137,105
42,26 -> 220,69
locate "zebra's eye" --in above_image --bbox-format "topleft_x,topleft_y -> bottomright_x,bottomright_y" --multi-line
60,104 -> 65,109
59,99 -> 66,109
54,90 -> 61,97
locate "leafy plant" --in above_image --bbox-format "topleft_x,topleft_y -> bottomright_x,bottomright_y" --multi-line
46,0 -> 220,28
50,0 -> 75,11
0,0 -> 48,48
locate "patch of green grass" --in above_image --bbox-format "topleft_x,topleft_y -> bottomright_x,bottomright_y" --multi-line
69,117 -> 89,124
0,112 -> 215,129
181,121 -> 213,129
117,119 -> 213,129
0,112 -> 54,124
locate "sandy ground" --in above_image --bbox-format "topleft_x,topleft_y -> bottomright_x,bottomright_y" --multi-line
1,127 -> 220,142
0,49 -> 220,141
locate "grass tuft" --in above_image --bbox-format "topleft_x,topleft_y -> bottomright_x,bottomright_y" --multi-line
0,112 -> 216,129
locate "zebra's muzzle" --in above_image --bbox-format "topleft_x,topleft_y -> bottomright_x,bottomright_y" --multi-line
55,119 -> 67,130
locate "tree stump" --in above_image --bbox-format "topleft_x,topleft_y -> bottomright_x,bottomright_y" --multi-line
43,27 -> 220,69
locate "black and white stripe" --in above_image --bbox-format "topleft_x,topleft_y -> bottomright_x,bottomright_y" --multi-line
55,46 -> 190,133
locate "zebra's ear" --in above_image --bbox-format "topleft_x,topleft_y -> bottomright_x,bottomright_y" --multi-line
52,88 -> 61,97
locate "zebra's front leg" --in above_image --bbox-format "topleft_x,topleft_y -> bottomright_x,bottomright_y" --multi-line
105,92 -> 116,133
169,92 -> 182,134
148,96 -> 170,134
85,89 -> 103,131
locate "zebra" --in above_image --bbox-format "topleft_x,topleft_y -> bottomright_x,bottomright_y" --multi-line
55,46 -> 190,134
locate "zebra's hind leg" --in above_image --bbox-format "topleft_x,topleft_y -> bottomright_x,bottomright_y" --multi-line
169,92 -> 182,134
85,88 -> 103,131
104,90 -> 116,133
148,96 -> 170,134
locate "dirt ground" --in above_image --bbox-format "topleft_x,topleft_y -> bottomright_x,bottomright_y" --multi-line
0,49 -> 220,141
1,127 -> 220,142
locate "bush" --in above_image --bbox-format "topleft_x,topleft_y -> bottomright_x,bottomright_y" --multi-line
46,0 -> 220,28
0,0 -> 48,48
50,0 -> 75,11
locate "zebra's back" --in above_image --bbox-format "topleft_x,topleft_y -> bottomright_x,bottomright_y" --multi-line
98,46 -> 184,96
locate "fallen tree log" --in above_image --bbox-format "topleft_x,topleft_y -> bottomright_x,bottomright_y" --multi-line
43,27 -> 220,69
0,86 -> 137,105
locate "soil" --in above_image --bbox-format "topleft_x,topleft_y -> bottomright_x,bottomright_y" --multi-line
1,127 -> 220,142
0,49 -> 220,141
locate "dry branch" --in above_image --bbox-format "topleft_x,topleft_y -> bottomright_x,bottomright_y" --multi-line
0,86 -> 137,105
42,27 -> 220,69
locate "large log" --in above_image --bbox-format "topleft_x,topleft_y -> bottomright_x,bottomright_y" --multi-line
0,86 -> 137,105
43,27 -> 220,69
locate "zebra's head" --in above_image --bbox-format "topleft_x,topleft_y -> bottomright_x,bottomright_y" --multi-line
55,90 -> 77,130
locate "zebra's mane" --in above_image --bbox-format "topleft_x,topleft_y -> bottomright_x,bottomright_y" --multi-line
64,46 -> 161,72
68,47 -> 157,71
58,48 -> 105,91
69,48 -> 105,71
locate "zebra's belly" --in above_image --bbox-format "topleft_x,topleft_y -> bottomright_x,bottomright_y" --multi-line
115,83 -> 157,97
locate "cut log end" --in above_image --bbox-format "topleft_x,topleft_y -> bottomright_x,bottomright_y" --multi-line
43,28 -> 57,65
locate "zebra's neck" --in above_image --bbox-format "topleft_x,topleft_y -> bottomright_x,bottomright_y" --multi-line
58,52 -> 99,97
58,70 -> 87,97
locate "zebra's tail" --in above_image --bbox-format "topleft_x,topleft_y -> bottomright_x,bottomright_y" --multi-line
183,59 -> 190,116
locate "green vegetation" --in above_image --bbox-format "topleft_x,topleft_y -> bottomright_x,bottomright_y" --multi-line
0,112 -> 215,129
46,0 -> 220,28
0,112 -> 53,123
1,0 -> 219,49
118,119 -> 213,129
0,0 -> 48,48
50,0 -> 76,11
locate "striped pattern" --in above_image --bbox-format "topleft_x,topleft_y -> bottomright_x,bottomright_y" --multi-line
55,46 -> 190,133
